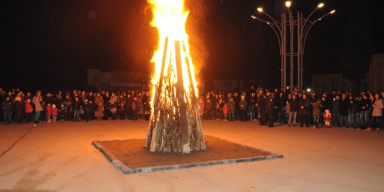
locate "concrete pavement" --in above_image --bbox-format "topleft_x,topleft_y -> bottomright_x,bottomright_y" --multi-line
0,120 -> 383,192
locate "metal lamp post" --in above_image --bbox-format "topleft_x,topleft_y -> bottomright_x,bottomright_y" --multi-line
251,1 -> 335,89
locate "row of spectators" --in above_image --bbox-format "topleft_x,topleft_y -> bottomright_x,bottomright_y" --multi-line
198,86 -> 384,131
1,86 -> 383,131
0,88 -> 150,124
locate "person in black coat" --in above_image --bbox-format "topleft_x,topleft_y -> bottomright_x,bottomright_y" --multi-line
72,96 -> 82,121
277,92 -> 287,123
265,92 -> 274,127
288,94 -> 299,126
83,99 -> 91,122
1,96 -> 12,124
257,89 -> 267,125
298,94 -> 310,127
353,96 -> 362,128
339,93 -> 349,127
14,96 -> 24,124
239,95 -> 248,122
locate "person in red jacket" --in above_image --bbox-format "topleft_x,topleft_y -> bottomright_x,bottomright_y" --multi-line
24,98 -> 34,123
46,103 -> 52,123
51,104 -> 58,123
323,109 -> 332,128
222,103 -> 229,121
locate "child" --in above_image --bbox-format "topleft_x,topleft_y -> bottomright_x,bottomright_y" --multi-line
51,104 -> 58,123
24,98 -> 34,123
222,103 -> 229,121
323,109 -> 332,128
46,103 -> 52,123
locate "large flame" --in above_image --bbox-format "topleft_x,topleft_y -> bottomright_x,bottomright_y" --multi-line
148,0 -> 198,111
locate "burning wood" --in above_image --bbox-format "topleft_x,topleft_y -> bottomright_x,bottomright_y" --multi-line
145,0 -> 206,153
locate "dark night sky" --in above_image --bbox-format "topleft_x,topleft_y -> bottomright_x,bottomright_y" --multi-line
1,0 -> 383,90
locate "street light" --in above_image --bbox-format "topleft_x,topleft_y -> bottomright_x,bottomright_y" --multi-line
285,1 -> 292,8
251,1 -> 335,89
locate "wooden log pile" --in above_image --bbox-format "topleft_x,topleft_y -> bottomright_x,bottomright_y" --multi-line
145,38 -> 206,154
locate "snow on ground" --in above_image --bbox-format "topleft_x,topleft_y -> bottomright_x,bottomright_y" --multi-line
0,120 -> 383,192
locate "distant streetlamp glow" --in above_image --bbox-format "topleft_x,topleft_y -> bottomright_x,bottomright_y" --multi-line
251,1 -> 334,89
285,1 -> 292,8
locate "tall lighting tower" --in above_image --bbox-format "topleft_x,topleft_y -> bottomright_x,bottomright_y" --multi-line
251,1 -> 335,89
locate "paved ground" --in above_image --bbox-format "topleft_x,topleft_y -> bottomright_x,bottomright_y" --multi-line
0,120 -> 383,192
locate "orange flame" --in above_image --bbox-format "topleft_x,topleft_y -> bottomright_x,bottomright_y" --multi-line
148,0 -> 198,110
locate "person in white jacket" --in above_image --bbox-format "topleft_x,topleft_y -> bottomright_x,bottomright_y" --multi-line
32,90 -> 43,123
369,93 -> 383,132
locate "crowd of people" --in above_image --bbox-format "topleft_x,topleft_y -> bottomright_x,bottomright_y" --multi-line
0,88 -> 151,124
198,86 -> 384,131
1,86 -> 383,132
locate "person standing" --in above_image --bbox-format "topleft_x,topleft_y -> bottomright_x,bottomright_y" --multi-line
332,95 -> 341,127
288,94 -> 299,126
347,95 -> 356,128
369,93 -> 383,132
32,91 -> 43,123
117,94 -> 126,120
64,94 -> 73,121
86,92 -> 95,120
1,96 -> 12,124
83,99 -> 91,122
51,104 -> 58,123
233,92 -> 240,120
109,92 -> 118,120
125,93 -> 133,120
257,89 -> 267,125
72,96 -> 82,121
228,97 -> 236,121
311,97 -> 322,128
265,92 -> 274,127
94,93 -> 104,121
239,95 -> 248,122
359,94 -> 370,129
45,103 -> 52,123
14,96 -> 24,124
298,94 -> 310,127
132,96 -> 139,120
339,93 -> 349,127
222,103 -> 229,121
323,109 -> 332,128
247,92 -> 256,121
24,98 -> 34,123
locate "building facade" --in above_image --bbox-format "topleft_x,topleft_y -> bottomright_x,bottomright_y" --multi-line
87,69 -> 150,91
368,53 -> 384,92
